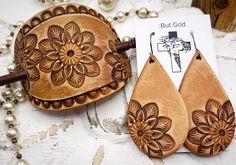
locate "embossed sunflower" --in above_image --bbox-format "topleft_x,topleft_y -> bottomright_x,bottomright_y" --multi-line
15,32 -> 43,82
38,21 -> 103,88
187,99 -> 235,156
128,100 -> 175,158
105,40 -> 131,82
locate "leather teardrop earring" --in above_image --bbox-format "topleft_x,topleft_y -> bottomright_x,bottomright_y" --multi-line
179,32 -> 235,156
127,32 -> 189,158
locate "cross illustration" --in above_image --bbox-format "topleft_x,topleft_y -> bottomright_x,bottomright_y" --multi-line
157,31 -> 191,73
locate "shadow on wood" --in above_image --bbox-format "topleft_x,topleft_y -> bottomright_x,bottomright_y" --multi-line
192,0 -> 236,32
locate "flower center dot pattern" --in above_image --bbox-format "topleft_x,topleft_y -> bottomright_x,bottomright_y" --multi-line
128,100 -> 175,158
38,21 -> 103,88
187,99 -> 235,156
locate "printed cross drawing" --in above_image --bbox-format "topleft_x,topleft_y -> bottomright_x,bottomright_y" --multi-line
157,31 -> 191,73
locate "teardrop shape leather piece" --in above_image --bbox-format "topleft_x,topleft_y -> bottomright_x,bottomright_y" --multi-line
128,55 -> 189,158
179,50 -> 235,156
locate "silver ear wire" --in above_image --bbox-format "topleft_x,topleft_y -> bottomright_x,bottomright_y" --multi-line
150,32 -> 155,55
190,31 -> 202,60
190,31 -> 198,51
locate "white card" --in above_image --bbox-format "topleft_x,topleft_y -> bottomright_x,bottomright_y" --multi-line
134,15 -> 218,153
135,15 -> 217,89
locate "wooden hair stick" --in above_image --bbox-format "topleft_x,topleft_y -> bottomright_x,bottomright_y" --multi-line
0,39 -> 136,86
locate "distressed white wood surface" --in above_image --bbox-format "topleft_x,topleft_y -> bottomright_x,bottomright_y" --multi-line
0,0 -> 236,165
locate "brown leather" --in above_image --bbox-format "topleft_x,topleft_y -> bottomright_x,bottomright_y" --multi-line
179,50 -> 235,156
14,4 -> 131,110
127,55 -> 189,158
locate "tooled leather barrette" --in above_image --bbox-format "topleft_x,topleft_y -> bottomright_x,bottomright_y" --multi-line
0,4 -> 136,111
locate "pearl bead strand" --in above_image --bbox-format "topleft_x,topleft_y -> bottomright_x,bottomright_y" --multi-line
1,85 -> 28,165
106,7 -> 159,24
98,0 -> 117,11
0,62 -> 27,164
0,21 -> 23,56
105,7 -> 158,44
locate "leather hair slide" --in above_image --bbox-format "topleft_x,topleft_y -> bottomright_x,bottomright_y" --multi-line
0,4 -> 136,111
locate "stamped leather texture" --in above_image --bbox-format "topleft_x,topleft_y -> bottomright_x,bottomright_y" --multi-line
179,51 -> 235,156
128,55 -> 188,158
14,4 -> 131,110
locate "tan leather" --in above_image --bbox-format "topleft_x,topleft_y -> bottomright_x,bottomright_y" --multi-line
127,55 -> 188,158
14,4 -> 131,110
179,50 -> 235,156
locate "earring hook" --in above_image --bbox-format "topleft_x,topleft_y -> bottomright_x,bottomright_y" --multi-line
190,31 -> 198,51
190,31 -> 202,60
150,32 -> 155,55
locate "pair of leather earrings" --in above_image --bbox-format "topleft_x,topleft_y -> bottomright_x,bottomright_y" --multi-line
127,32 -> 235,157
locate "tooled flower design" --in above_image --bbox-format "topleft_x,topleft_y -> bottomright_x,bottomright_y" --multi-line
187,99 -> 235,156
105,40 -> 131,82
128,100 -> 175,158
15,32 -> 43,82
38,21 -> 103,88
